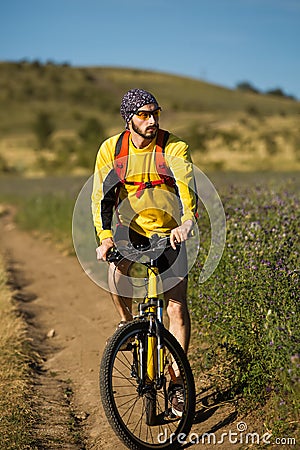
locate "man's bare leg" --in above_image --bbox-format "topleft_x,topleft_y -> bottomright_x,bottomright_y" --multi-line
164,278 -> 190,380
164,278 -> 190,353
108,261 -> 132,323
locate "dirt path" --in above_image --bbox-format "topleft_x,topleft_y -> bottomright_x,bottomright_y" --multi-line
0,210 -> 244,450
0,210 -> 123,449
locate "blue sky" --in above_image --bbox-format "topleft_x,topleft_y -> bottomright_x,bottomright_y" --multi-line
1,0 -> 299,98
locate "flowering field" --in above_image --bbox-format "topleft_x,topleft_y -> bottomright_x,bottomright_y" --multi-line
189,173 -> 299,437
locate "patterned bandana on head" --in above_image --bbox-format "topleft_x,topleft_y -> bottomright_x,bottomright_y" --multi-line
120,88 -> 159,125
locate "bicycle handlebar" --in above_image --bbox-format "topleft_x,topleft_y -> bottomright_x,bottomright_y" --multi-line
107,234 -> 172,264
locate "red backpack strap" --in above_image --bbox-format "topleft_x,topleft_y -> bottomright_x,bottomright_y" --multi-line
114,130 -> 130,182
155,129 -> 175,187
114,129 -> 175,199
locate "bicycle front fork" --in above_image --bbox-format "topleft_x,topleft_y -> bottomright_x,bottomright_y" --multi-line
134,315 -> 165,391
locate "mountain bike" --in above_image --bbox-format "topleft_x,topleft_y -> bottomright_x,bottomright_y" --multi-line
100,234 -> 195,450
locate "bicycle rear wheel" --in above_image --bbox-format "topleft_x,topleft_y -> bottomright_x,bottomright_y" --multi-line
100,320 -> 195,450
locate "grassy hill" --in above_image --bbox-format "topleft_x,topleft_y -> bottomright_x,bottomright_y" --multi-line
0,60 -> 299,174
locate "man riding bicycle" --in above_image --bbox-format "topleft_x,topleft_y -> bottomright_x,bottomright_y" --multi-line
92,88 -> 197,367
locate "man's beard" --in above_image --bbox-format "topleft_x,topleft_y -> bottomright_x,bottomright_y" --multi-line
131,121 -> 158,140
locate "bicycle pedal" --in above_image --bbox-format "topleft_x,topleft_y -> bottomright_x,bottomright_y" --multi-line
164,409 -> 180,421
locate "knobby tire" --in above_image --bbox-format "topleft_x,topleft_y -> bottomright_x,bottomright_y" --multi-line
100,320 -> 195,450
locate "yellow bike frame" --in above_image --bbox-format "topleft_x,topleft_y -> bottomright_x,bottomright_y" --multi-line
144,265 -> 164,383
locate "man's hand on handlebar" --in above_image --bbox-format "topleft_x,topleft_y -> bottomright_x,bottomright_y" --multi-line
96,237 -> 114,261
170,219 -> 194,250
97,221 -> 194,260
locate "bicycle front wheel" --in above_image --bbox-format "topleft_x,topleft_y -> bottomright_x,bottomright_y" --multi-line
100,320 -> 195,450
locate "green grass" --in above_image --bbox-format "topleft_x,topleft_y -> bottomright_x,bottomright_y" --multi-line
15,193 -> 75,251
0,175 -> 85,252
0,255 -> 37,450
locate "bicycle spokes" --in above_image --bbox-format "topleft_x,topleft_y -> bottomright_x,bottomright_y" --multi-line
113,345 -> 180,425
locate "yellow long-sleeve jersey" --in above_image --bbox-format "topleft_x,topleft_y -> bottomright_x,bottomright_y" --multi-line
91,130 -> 197,243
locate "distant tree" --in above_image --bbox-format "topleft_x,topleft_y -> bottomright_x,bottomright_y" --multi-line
246,105 -> 260,116
33,111 -> 55,148
78,117 -> 104,144
84,71 -> 97,83
0,154 -> 11,173
236,81 -> 260,94
77,117 -> 105,168
46,59 -> 56,66
265,87 -> 295,100
23,81 -> 34,97
32,59 -> 42,68
266,88 -> 285,97
31,59 -> 45,75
